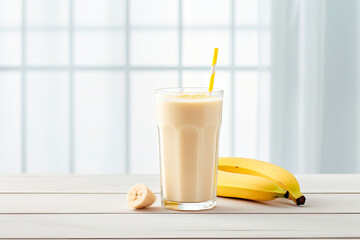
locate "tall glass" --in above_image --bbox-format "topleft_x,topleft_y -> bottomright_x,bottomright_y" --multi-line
155,87 -> 223,210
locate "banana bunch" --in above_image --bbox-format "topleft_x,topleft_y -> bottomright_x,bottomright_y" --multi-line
217,157 -> 306,205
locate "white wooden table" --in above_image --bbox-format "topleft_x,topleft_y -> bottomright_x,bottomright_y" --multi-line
0,174 -> 359,239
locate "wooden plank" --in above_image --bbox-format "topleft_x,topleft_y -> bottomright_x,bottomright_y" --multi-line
0,174 -> 159,193
297,174 -> 360,193
0,214 -> 358,238
0,193 -> 359,214
0,174 -> 359,193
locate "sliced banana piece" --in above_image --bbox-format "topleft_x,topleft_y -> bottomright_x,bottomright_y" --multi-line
126,183 -> 156,209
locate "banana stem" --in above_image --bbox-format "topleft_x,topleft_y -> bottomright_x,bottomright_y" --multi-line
289,195 -> 306,206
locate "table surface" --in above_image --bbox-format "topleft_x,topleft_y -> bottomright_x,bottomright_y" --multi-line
0,174 -> 359,239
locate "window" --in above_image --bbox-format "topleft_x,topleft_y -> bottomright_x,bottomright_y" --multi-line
0,0 -> 271,173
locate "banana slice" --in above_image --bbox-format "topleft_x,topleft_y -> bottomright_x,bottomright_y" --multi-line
126,183 -> 156,209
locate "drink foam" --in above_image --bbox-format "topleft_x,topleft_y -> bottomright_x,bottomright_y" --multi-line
159,94 -> 221,102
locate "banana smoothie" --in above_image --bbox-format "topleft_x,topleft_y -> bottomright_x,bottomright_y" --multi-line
155,88 -> 223,210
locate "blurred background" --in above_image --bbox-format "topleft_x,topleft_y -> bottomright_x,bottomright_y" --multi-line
0,0 -> 359,174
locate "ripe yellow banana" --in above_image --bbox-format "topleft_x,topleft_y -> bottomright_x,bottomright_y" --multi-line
217,170 -> 289,201
218,157 -> 306,205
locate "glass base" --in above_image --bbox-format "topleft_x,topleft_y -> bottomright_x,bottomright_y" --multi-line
162,197 -> 216,211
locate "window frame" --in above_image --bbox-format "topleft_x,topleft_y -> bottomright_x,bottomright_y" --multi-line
0,0 -> 270,173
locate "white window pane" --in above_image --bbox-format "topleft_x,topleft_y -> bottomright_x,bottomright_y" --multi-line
130,71 -> 178,174
0,32 -> 21,66
75,71 -> 126,173
27,31 -> 69,65
260,30 -> 270,66
27,0 -> 69,27
74,31 -> 125,66
183,30 -> 230,67
130,30 -> 178,66
183,0 -> 230,27
258,71 -> 271,162
26,72 -> 70,173
235,30 -> 258,66
234,71 -> 258,158
74,0 -> 125,27
0,0 -> 21,27
0,72 -> 22,173
131,0 -> 177,26
235,0 -> 258,26
182,71 -> 232,156
259,0 -> 271,25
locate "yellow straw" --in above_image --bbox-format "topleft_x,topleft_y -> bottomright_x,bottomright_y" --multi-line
208,48 -> 218,92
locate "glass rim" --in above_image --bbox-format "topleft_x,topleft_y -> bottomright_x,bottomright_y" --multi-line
155,87 -> 223,94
